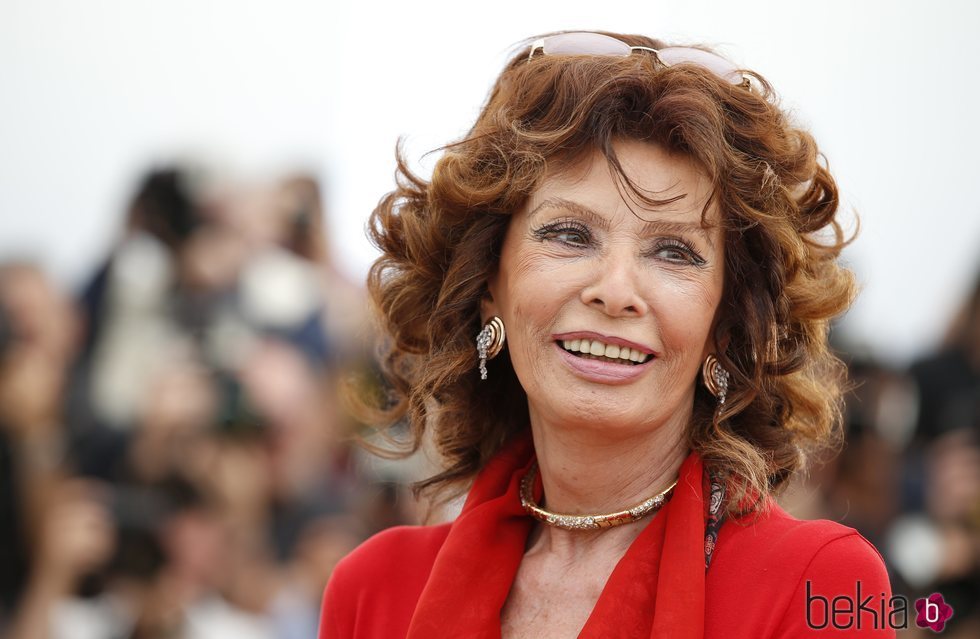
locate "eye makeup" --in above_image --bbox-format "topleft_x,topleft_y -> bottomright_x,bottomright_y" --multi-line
530,218 -> 592,246
530,215 -> 709,268
646,237 -> 707,267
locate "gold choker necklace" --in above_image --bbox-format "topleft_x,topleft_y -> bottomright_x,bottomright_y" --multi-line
519,462 -> 678,531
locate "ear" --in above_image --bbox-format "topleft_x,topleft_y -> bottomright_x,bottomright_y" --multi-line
480,268 -> 504,324
701,312 -> 732,360
714,331 -> 731,355
703,319 -> 731,360
480,287 -> 498,325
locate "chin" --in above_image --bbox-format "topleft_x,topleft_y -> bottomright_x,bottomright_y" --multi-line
536,401 -> 653,435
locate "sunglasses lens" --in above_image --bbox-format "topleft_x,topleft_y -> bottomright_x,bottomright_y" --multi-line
657,47 -> 743,84
533,35 -> 746,86
542,32 -> 632,57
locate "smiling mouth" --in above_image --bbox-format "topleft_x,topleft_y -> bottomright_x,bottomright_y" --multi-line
558,339 -> 653,366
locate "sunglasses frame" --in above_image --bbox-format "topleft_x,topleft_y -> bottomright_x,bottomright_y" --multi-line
528,32 -> 750,89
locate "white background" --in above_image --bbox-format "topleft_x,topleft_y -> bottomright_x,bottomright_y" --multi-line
2,0 -> 978,365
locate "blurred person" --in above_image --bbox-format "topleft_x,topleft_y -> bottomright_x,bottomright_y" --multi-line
910,267 -> 980,443
106,337 -> 365,636
270,515 -> 362,639
66,167 -> 211,478
892,270 -> 980,635
0,263 -> 79,449
39,157 -> 381,635
0,295 -> 31,628
0,262 -> 78,362
65,164 -> 336,475
65,472 -> 275,639
777,356 -> 909,553
6,479 -> 118,639
127,475 -> 262,639
321,31 -> 894,638
0,262 -> 81,629
0,261 -> 245,639
273,174 -> 372,363
236,339 -> 357,556
212,171 -> 373,374
77,166 -> 209,363
124,360 -> 220,485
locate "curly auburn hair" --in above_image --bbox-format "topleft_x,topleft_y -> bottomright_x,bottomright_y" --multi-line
357,32 -> 857,516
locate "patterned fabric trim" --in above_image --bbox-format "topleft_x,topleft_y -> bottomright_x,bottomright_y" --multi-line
704,468 -> 727,572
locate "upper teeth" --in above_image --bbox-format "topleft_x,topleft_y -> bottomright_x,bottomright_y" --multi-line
560,339 -> 652,363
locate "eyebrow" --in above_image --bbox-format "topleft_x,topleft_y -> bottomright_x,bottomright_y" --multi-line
528,197 -> 717,248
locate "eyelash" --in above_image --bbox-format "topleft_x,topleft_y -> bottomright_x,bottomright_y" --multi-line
531,219 -> 707,267
532,219 -> 591,246
648,238 -> 707,267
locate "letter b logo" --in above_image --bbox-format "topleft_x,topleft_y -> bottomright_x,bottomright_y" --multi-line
915,593 -> 953,632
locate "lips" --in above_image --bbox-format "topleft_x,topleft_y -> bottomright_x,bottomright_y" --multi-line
558,338 -> 652,365
552,330 -> 656,364
553,341 -> 653,383
549,331 -> 658,382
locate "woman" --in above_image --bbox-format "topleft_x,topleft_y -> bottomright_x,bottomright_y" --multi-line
320,31 -> 894,638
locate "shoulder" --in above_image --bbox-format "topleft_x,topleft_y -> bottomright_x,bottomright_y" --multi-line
714,499 -> 888,584
707,501 -> 895,638
720,499 -> 884,562
334,523 -> 451,581
318,524 -> 451,639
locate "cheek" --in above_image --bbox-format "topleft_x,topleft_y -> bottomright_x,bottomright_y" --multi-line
498,294 -> 553,403
495,249 -> 584,383
504,265 -> 566,353
653,272 -> 723,356
498,244 -> 583,322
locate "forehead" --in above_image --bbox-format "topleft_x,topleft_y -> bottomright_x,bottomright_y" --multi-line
524,139 -> 720,228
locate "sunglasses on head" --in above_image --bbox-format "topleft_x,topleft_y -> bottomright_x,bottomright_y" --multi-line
528,32 -> 749,88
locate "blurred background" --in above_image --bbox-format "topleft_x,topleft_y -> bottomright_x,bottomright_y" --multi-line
1,1 -> 978,637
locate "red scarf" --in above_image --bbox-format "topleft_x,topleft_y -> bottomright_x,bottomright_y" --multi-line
405,435 -> 709,638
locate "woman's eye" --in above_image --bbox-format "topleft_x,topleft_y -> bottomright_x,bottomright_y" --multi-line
658,247 -> 689,262
533,222 -> 591,247
653,241 -> 706,266
552,228 -> 589,245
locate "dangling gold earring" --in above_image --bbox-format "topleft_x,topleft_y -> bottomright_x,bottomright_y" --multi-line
702,354 -> 731,405
476,316 -> 506,380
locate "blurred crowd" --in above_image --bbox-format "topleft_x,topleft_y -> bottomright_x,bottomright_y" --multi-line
0,167 -> 422,639
0,165 -> 978,637
783,274 -> 980,637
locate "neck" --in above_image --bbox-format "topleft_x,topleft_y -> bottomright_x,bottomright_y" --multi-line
525,409 -> 689,554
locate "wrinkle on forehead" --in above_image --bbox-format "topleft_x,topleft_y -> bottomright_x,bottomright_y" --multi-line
535,140 -> 721,228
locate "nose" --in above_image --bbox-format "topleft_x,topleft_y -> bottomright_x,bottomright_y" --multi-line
579,251 -> 649,317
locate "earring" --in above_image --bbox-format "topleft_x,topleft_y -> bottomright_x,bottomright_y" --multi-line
702,354 -> 731,405
476,316 -> 506,380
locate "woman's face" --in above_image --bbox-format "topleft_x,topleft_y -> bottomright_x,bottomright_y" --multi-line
485,140 -> 725,439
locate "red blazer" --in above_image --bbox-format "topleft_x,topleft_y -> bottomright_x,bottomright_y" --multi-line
319,501 -> 896,638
